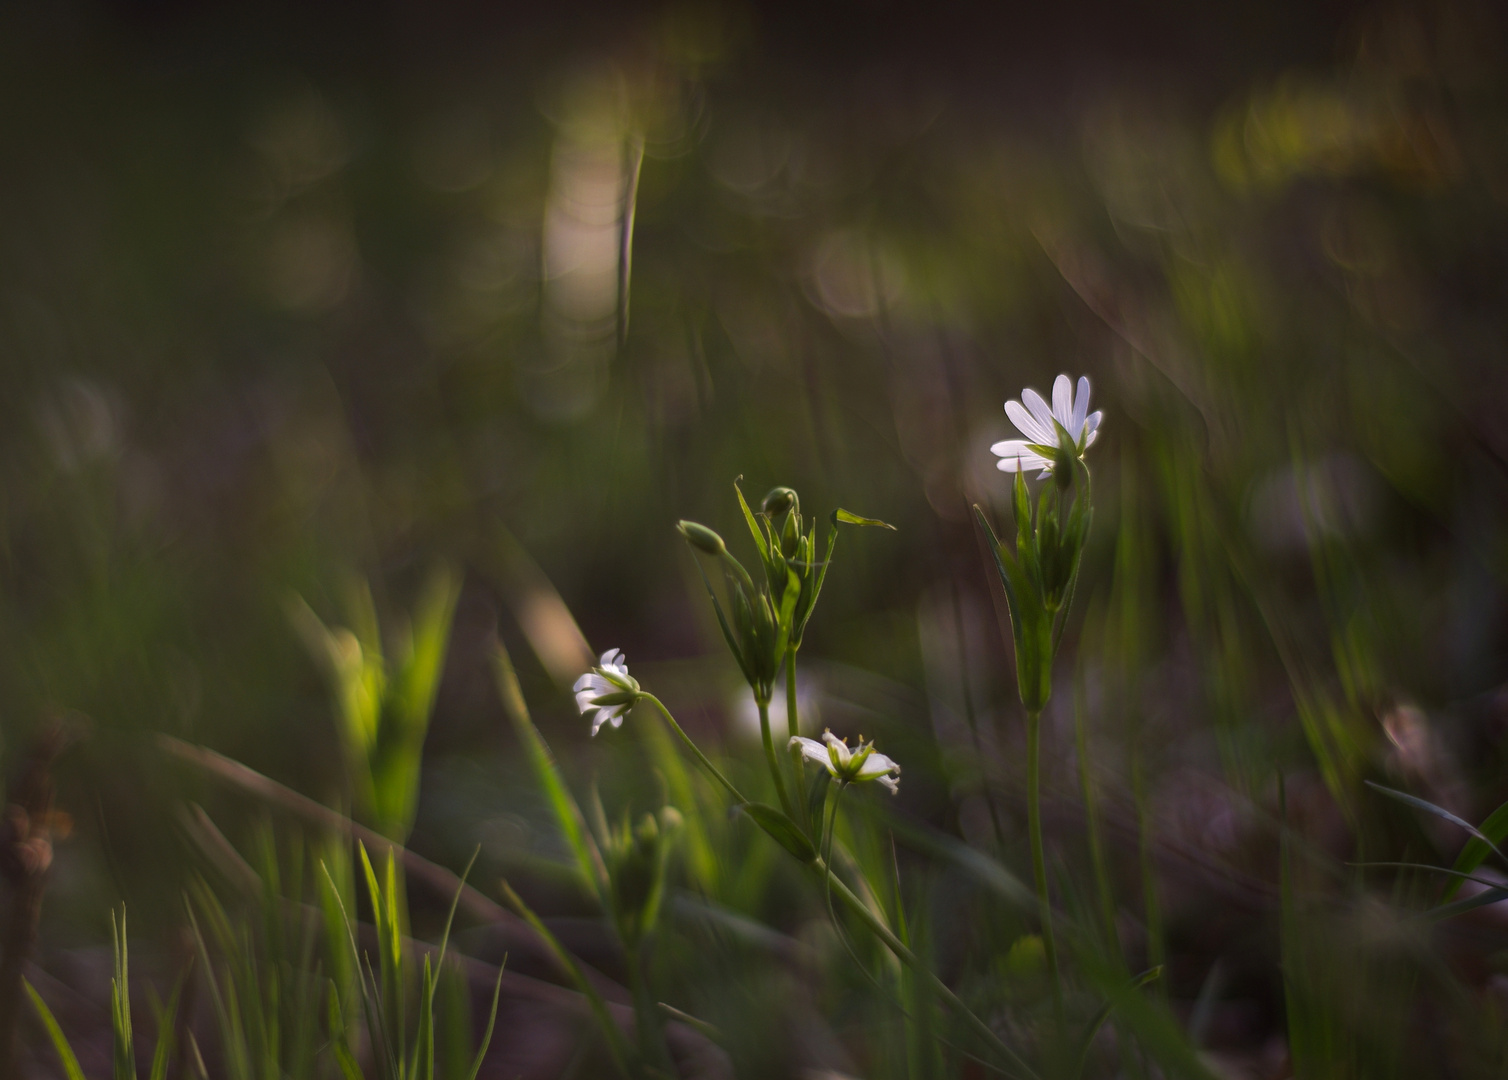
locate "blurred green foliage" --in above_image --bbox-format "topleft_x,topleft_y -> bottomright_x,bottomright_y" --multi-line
4,0 -> 1508,1075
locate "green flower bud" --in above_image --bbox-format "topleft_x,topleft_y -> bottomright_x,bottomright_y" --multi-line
761,487 -> 798,517
677,520 -> 726,556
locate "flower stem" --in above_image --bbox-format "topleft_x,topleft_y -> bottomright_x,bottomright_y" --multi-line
640,695 -> 748,806
1026,709 -> 1065,1032
757,694 -> 794,819
785,649 -> 800,745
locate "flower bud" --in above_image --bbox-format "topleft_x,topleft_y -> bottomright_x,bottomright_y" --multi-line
677,520 -> 726,556
761,487 -> 797,517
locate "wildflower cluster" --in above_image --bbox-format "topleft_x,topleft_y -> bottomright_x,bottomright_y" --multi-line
563,385 -> 1099,1073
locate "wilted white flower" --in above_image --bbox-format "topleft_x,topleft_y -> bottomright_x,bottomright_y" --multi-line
790,730 -> 900,793
573,648 -> 641,736
991,374 -> 1102,478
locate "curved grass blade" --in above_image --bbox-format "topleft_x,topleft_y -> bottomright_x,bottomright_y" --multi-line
1442,798 -> 1508,900
499,881 -> 633,1079
24,980 -> 88,1080
465,962 -> 506,1080
492,642 -> 609,900
1364,781 -> 1508,871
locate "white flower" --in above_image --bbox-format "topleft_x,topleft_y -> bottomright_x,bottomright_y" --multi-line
790,730 -> 900,794
990,374 -> 1102,478
573,649 -> 641,736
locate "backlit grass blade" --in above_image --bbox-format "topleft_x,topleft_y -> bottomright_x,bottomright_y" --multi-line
1365,781 -> 1508,870
499,881 -> 633,1078
491,641 -> 609,901
25,980 -> 88,1080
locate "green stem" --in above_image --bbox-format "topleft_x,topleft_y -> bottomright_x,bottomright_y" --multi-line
1026,709 -> 1065,1032
786,650 -> 810,835
640,695 -> 748,806
786,649 -> 801,745
757,695 -> 794,819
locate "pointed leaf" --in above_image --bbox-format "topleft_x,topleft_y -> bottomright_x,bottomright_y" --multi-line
831,508 -> 896,530
734,477 -> 771,561
465,964 -> 506,1080
26,980 -> 88,1080
1366,781 -> 1508,871
1443,797 -> 1508,899
492,643 -> 609,900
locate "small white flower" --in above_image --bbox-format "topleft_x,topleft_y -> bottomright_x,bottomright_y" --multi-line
573,648 -> 641,736
790,730 -> 900,794
990,374 -> 1102,478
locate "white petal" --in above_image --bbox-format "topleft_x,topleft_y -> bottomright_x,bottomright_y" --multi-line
855,752 -> 899,780
1072,376 -> 1090,434
575,690 -> 597,713
876,774 -> 900,794
572,673 -> 595,693
1005,400 -> 1050,443
990,439 -> 1043,462
790,736 -> 833,770
600,648 -> 624,668
997,453 -> 1049,473
1021,389 -> 1057,440
588,709 -> 607,735
1052,375 -> 1072,427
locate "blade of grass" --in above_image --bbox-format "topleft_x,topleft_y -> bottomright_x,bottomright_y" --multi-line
24,980 -> 88,1080
499,881 -> 634,1079
491,642 -> 609,901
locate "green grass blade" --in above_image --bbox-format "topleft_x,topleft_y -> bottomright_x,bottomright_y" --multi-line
1443,797 -> 1508,899
1365,781 -> 1508,870
500,881 -> 633,1078
465,962 -> 506,1080
146,975 -> 183,1080
326,981 -> 364,1080
111,907 -> 135,1080
25,979 -> 89,1080
491,642 -> 609,900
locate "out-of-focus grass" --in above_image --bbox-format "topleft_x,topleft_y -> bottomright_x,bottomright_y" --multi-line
3,0 -> 1508,1075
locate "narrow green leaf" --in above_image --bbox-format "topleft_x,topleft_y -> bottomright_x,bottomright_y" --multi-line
491,642 -> 609,900
26,979 -> 89,1080
147,976 -> 183,1080
688,555 -> 751,683
465,964 -> 506,1080
1443,797 -> 1508,899
831,508 -> 896,530
734,477 -> 771,560
1424,886 -> 1508,922
1365,781 -> 1508,871
741,803 -> 817,862
326,980 -> 364,1080
500,882 -> 634,1078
